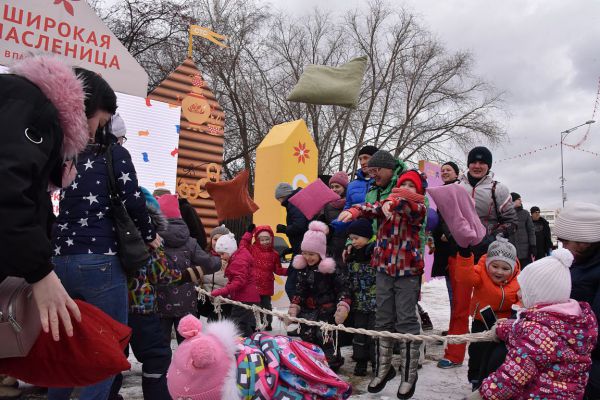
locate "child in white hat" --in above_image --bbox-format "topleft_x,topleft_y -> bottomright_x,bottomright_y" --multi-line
468,249 -> 598,400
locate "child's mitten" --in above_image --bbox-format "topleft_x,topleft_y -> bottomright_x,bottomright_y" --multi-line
334,301 -> 350,325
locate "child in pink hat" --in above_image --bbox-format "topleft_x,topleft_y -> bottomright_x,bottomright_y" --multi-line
287,221 -> 351,371
167,314 -> 352,399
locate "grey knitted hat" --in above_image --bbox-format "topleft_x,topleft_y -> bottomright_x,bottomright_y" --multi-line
486,236 -> 517,271
274,182 -> 294,199
367,150 -> 396,170
210,224 -> 230,239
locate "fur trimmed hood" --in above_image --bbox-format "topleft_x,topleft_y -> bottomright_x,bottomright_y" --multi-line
292,254 -> 337,274
10,54 -> 88,161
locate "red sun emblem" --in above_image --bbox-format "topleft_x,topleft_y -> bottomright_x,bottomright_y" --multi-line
293,142 -> 310,164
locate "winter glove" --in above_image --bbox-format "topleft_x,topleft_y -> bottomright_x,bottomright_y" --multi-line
529,245 -> 537,259
334,301 -> 350,325
288,304 -> 300,319
464,390 -> 483,400
457,245 -> 472,258
181,266 -> 204,284
247,223 -> 256,233
211,288 -> 227,298
276,224 -> 287,234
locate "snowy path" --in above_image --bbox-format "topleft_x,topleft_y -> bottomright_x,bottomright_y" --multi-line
20,278 -> 473,399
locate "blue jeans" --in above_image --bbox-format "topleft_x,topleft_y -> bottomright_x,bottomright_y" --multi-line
48,254 -> 128,400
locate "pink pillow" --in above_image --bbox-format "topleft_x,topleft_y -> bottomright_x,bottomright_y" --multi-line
427,184 -> 486,248
289,180 -> 340,219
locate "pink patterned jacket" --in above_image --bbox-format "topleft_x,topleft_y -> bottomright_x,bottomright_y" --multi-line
480,300 -> 598,400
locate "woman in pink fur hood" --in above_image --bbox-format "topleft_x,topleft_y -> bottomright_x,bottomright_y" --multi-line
287,221 -> 352,371
0,54 -> 115,344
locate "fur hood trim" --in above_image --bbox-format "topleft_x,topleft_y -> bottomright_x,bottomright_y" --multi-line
318,257 -> 336,274
10,54 -> 88,160
204,319 -> 240,357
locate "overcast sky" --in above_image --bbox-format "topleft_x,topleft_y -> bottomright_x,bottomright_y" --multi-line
266,0 -> 600,211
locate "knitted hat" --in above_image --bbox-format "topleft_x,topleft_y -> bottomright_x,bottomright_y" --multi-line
442,161 -> 460,176
140,187 -> 160,210
329,171 -> 349,188
367,150 -> 396,170
358,145 -> 379,156
210,224 -> 230,239
467,146 -> 493,168
485,236 -> 517,271
215,233 -> 237,255
152,188 -> 171,197
511,192 -> 521,202
157,194 -> 181,219
530,206 -> 541,213
347,218 -> 373,239
396,170 -> 427,195
274,183 -> 293,199
110,114 -> 126,138
167,315 -> 239,400
517,249 -> 574,308
554,202 -> 600,243
301,221 -> 329,259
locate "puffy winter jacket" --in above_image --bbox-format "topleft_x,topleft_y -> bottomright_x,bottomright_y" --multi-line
290,256 -> 351,310
348,188 -> 426,277
346,243 -> 376,312
509,206 -> 536,259
458,172 -> 517,237
454,253 -> 521,322
0,55 -> 88,284
480,301 -> 598,400
240,226 -> 287,296
53,144 -> 156,256
570,249 -> 600,384
344,169 -> 373,209
212,247 -> 260,303
156,219 -> 221,317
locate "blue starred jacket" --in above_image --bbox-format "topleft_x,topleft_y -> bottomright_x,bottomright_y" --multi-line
52,144 -> 155,256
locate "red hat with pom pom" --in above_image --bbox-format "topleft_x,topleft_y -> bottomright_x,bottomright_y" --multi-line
167,315 -> 240,400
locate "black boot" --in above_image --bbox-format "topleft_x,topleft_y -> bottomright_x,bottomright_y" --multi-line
368,338 -> 396,393
354,360 -> 368,376
397,340 -> 421,399
418,305 -> 434,331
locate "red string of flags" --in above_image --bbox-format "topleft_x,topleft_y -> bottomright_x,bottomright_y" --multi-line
496,143 -> 560,163
572,76 -> 600,148
564,143 -> 600,157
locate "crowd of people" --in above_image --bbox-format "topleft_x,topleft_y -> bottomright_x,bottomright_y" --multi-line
1,53 -> 600,400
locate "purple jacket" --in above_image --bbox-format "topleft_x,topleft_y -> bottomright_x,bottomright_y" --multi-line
156,219 -> 220,317
480,300 -> 598,400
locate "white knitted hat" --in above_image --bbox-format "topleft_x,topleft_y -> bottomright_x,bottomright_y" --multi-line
111,113 -> 127,138
215,233 -> 237,255
517,248 -> 574,308
554,202 -> 600,243
486,236 -> 517,272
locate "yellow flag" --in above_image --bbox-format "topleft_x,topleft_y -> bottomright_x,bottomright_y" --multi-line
188,25 -> 228,56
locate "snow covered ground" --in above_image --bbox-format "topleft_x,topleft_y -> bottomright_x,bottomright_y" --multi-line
20,278 -> 473,399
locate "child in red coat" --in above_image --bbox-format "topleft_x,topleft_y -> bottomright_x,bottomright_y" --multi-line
240,225 -> 287,330
210,233 -> 260,336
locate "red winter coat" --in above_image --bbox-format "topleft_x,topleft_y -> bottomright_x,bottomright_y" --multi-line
240,226 -> 287,296
211,247 -> 260,303
480,300 -> 598,400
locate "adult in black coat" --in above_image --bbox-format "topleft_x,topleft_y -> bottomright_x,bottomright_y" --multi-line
555,202 -> 600,399
0,55 -> 103,341
275,183 -> 310,299
530,206 -> 553,259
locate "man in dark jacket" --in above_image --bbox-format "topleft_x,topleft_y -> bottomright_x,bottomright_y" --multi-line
530,206 -> 553,259
275,183 -> 310,299
509,193 -> 536,267
555,202 -> 600,400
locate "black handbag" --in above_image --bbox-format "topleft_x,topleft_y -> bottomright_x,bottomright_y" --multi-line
105,145 -> 151,276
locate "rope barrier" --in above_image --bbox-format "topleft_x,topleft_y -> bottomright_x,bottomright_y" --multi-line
195,287 -> 498,346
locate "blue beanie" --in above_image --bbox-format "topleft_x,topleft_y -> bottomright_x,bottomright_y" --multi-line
140,186 -> 160,210
347,218 -> 373,239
